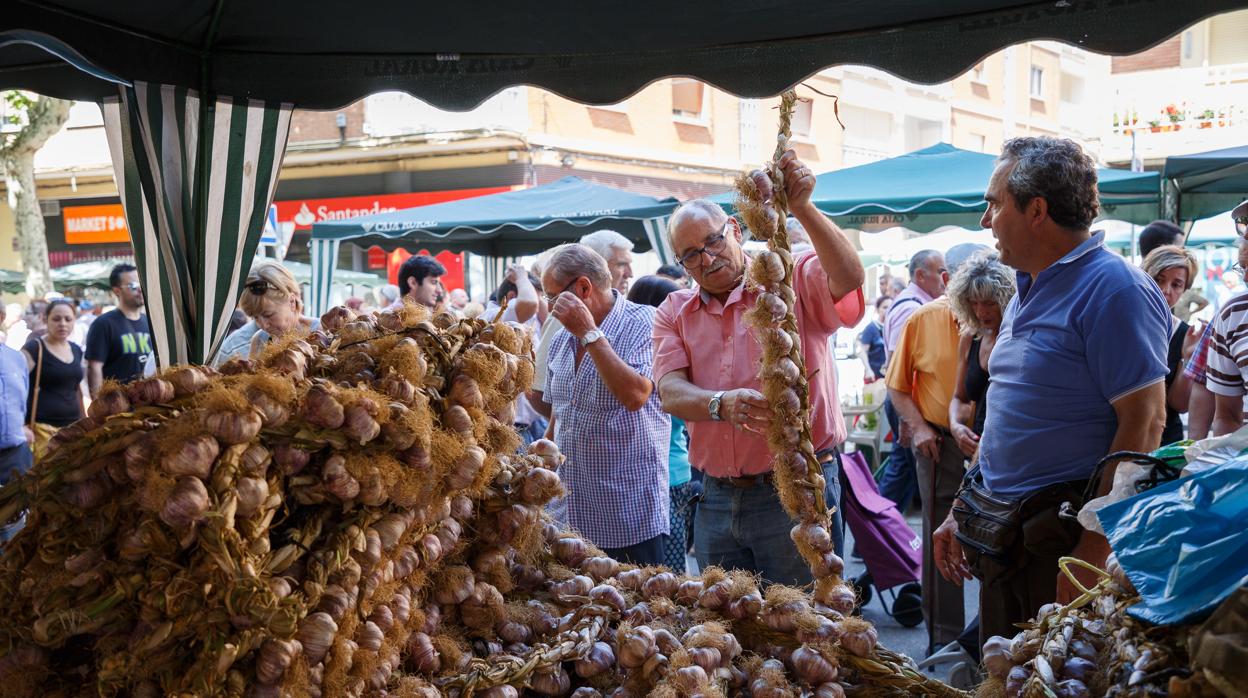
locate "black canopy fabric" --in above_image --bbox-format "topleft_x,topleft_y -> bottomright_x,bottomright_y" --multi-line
4,0 -> 1247,110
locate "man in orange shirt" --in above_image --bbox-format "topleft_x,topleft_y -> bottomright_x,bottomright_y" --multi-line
653,150 -> 865,585
885,243 -> 985,654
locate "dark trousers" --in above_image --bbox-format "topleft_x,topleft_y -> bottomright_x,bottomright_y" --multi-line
965,484 -> 1085,647
603,533 -> 665,567
879,397 -> 918,510
915,429 -> 966,648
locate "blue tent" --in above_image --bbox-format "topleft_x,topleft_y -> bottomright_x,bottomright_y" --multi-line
1163,145 -> 1248,223
308,176 -> 680,314
711,143 -> 1162,233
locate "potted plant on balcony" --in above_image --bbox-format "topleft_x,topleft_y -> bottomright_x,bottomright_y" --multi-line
1199,109 -> 1215,129
1164,104 -> 1184,131
1148,118 -> 1162,133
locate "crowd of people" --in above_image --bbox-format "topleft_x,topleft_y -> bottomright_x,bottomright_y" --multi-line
1,138 -> 1246,662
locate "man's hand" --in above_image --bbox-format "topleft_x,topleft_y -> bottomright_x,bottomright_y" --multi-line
1057,531 -> 1112,604
23,426 -> 34,446
933,513 -> 973,585
505,263 -> 525,284
950,423 -> 981,458
911,422 -> 942,461
1182,321 -> 1203,362
721,389 -> 771,435
551,292 -> 596,339
777,149 -> 817,214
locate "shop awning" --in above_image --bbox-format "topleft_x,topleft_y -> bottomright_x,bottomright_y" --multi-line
1163,145 -> 1248,222
711,143 -> 1162,233
308,176 -> 679,314
4,2 -> 1246,110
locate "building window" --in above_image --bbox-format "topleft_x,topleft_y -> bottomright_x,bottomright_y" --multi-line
971,62 -> 987,83
968,133 -> 986,152
1029,66 -> 1044,98
672,79 -> 706,120
791,99 -> 813,139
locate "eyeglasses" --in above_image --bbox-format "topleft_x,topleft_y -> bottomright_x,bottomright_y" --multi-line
123,282 -> 142,292
677,222 -> 730,270
544,277 -> 581,305
246,280 -> 277,295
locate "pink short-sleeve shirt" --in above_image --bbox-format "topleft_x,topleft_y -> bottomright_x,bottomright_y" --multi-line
652,251 -> 865,477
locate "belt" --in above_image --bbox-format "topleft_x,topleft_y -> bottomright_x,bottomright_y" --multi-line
714,449 -> 840,490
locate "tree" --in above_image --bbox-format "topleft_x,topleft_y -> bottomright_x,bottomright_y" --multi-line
1,92 -> 71,298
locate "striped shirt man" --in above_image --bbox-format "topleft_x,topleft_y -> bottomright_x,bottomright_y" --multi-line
545,290 -> 671,551
1206,290 -> 1248,400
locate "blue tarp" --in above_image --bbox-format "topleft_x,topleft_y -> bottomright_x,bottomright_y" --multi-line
1098,457 -> 1248,626
1162,145 -> 1248,223
712,143 -> 1162,233
310,176 -> 678,257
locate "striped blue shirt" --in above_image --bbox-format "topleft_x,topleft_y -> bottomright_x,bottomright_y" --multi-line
545,291 -> 670,548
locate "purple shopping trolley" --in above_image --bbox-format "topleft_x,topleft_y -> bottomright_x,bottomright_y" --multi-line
839,450 -> 924,627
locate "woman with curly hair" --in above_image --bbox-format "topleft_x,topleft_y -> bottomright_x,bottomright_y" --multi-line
946,252 -> 1017,458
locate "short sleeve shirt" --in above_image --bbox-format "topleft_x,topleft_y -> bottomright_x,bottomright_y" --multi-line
84,310 -> 152,384
1205,290 -> 1248,398
884,299 -> 961,428
652,251 -> 865,478
978,232 -> 1171,500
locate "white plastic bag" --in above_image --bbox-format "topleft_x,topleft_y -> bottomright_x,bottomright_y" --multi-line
1183,423 -> 1248,477
1077,461 -> 1151,535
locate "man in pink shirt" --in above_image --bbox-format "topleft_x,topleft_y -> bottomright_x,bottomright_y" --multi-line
653,150 -> 865,585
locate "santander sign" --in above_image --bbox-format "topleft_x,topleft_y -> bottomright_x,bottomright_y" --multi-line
274,187 -> 512,231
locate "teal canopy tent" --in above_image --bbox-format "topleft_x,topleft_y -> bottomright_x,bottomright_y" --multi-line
711,143 -> 1162,233
1162,145 -> 1248,223
308,176 -> 679,314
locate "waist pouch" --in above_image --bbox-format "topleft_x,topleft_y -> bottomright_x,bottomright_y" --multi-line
952,465 -> 1089,561
951,466 -> 1023,561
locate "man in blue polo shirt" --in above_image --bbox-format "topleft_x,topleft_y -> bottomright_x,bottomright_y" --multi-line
933,137 -> 1169,646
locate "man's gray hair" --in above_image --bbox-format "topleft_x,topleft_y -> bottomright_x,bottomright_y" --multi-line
999,137 -> 1100,232
909,249 -> 941,277
579,229 -> 633,262
668,199 -> 729,245
947,251 -> 1017,336
546,243 -> 612,291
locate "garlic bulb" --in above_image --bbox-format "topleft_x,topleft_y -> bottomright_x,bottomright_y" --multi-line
204,410 -> 263,445
160,477 -> 210,528
297,612 -> 337,664
163,435 -> 220,479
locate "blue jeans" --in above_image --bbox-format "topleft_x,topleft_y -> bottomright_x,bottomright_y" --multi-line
694,457 -> 844,587
0,443 -> 32,544
603,534 -> 665,566
878,397 -> 918,510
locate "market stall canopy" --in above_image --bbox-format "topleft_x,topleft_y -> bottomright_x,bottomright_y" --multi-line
307,176 -> 679,314
0,270 -> 26,295
311,177 -> 678,256
711,143 -> 1162,233
4,1 -> 1247,110
48,259 -> 132,289
1163,145 -> 1248,222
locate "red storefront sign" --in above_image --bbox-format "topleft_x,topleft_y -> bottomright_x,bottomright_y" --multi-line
273,187 -> 511,231
367,247 -> 387,269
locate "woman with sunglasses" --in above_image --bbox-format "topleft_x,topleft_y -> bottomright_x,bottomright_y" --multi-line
22,299 -> 86,459
238,262 -> 319,358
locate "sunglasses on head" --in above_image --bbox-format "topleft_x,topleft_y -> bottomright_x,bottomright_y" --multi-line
246,280 -> 277,295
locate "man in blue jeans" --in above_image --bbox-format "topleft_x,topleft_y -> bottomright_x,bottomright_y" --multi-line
653,150 -> 865,585
0,315 -> 33,543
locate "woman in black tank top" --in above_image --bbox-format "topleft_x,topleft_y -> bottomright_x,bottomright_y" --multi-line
1140,246 -> 1202,445
946,253 -> 1017,458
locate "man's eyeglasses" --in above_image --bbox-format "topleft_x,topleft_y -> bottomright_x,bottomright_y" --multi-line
123,282 -> 142,292
544,277 -> 581,305
676,222 -> 730,270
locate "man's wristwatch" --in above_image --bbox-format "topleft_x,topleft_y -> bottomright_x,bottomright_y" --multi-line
708,390 -> 726,421
580,329 -> 605,347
